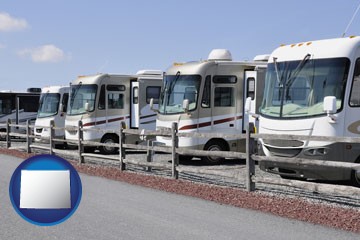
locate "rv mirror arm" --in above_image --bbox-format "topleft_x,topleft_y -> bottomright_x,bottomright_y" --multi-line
59,103 -> 64,113
251,113 -> 259,121
149,98 -> 159,113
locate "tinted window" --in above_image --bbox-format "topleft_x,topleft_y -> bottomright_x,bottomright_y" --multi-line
108,93 -> 124,109
350,58 -> 360,107
98,85 -> 105,110
107,85 -> 125,91
213,75 -> 237,84
214,87 -> 234,107
62,93 -> 69,112
146,86 -> 161,103
201,75 -> 211,108
19,96 -> 40,112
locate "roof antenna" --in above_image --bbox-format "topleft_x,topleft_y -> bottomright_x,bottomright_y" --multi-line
97,59 -> 109,73
342,1 -> 360,37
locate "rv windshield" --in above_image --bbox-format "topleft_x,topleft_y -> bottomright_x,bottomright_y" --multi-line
37,93 -> 60,118
67,84 -> 97,115
159,74 -> 201,114
260,57 -> 349,119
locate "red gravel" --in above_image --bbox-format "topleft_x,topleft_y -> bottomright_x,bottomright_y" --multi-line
1,148 -> 360,234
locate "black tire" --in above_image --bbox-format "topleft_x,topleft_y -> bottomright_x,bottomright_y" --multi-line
201,140 -> 227,164
54,142 -> 68,149
84,146 -> 96,153
179,155 -> 193,162
100,134 -> 119,155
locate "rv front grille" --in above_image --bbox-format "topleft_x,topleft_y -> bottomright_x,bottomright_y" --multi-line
265,146 -> 302,157
263,139 -> 304,148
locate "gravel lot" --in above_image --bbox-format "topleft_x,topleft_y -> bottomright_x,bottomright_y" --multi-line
1,140 -> 360,233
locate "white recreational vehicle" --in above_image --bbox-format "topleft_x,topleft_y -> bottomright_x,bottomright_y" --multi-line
258,37 -> 360,186
154,49 -> 267,164
65,70 -> 163,154
0,88 -> 41,138
34,86 -> 69,144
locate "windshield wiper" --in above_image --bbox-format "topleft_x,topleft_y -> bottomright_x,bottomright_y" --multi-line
286,53 -> 311,88
273,57 -> 282,85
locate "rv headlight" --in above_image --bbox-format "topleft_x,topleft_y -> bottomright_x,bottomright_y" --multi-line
303,147 -> 329,156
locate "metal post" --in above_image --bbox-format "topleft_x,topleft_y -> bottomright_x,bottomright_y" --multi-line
6,118 -> 11,149
171,122 -> 179,179
146,140 -> 153,172
49,120 -> 55,155
119,121 -> 126,170
246,122 -> 255,192
78,120 -> 84,163
26,120 -> 31,153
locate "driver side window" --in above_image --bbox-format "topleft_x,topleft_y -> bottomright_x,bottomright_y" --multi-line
350,58 -> 360,107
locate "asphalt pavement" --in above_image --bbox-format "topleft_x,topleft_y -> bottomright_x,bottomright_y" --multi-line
0,154 -> 358,240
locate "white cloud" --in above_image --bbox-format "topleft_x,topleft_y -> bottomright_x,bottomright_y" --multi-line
0,12 -> 28,32
18,45 -> 67,63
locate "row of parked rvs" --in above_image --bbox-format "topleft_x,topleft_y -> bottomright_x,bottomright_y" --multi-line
1,36 -> 360,186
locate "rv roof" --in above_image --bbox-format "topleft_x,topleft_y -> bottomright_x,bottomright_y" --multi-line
270,36 -> 360,62
136,70 -> 162,76
42,85 -> 69,93
253,54 -> 270,62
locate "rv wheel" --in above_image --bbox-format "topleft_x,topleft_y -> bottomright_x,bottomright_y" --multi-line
351,159 -> 360,187
201,140 -> 227,164
100,134 -> 119,155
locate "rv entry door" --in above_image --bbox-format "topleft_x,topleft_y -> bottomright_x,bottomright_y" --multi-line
243,71 -> 257,131
130,81 -> 139,128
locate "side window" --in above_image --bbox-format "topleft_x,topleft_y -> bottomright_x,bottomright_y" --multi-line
146,86 -> 161,104
107,84 -> 125,109
62,93 -> 69,112
350,58 -> 360,107
214,87 -> 234,107
133,87 -> 139,104
201,75 -> 211,108
108,93 -> 124,109
98,85 -> 105,110
213,75 -> 237,84
246,77 -> 255,100
0,98 -> 12,114
19,96 -> 40,112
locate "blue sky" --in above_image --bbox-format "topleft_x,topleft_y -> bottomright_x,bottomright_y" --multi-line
1,0 -> 360,91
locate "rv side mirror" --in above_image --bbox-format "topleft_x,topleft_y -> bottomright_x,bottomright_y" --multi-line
323,96 -> 336,114
182,99 -> 189,113
244,97 -> 252,113
84,102 -> 91,112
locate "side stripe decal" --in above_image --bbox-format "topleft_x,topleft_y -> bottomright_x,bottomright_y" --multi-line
83,116 -> 130,127
179,115 -> 242,130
